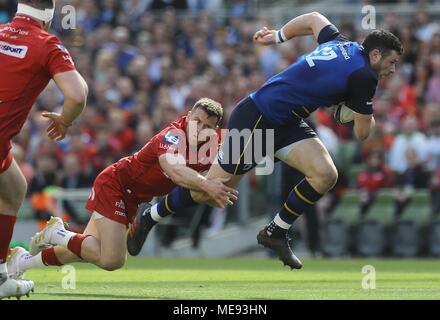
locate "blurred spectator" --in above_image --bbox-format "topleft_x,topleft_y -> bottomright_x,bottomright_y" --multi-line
357,151 -> 394,217
389,116 -> 428,174
393,148 -> 430,218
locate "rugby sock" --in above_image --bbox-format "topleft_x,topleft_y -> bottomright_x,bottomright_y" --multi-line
41,248 -> 63,266
17,249 -> 57,272
50,229 -> 78,247
154,186 -> 198,219
266,179 -> 323,237
67,234 -> 92,259
0,214 -> 16,264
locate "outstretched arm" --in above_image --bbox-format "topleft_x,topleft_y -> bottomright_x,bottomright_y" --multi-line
253,12 -> 332,46
159,153 -> 238,207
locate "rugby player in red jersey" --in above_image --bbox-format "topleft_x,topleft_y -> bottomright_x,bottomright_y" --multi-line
7,98 -> 238,276
0,0 -> 88,299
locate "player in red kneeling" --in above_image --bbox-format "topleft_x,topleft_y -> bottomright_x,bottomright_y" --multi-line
7,98 -> 238,276
0,0 -> 88,299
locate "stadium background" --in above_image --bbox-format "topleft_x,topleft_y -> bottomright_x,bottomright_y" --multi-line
3,0 -> 440,259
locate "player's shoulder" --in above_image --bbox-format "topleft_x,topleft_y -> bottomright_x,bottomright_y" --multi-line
153,116 -> 187,145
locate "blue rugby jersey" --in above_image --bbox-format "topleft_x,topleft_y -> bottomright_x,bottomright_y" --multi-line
250,25 -> 378,126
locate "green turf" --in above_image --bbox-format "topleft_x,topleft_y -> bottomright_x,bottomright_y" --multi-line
24,257 -> 440,300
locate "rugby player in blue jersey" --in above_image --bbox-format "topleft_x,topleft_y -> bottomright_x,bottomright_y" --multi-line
127,12 -> 403,269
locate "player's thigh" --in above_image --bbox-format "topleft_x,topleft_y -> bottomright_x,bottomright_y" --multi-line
191,160 -> 244,205
0,159 -> 27,213
94,215 -> 127,267
206,160 -> 244,188
276,137 -> 338,193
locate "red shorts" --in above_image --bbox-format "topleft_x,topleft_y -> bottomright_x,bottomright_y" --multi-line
85,165 -> 139,227
0,144 -> 13,174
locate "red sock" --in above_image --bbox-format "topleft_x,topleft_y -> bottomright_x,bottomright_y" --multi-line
41,247 -> 63,266
0,214 -> 16,264
67,234 -> 91,259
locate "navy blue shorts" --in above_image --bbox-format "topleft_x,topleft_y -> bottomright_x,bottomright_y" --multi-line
218,97 -> 316,175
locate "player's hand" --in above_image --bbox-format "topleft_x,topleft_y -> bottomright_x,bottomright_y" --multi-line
42,111 -> 71,142
203,177 -> 239,208
253,27 -> 276,46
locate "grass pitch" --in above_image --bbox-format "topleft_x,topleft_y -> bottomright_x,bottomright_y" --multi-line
25,257 -> 440,300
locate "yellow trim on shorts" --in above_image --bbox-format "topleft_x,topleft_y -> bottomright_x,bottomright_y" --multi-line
233,115 -> 263,176
283,203 -> 301,217
165,194 -> 175,213
294,186 -> 314,205
291,110 -> 303,119
302,106 -> 311,115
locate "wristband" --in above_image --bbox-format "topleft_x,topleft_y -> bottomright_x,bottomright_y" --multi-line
276,28 -> 287,44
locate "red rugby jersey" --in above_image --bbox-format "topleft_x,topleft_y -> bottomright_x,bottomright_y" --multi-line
0,15 -> 75,151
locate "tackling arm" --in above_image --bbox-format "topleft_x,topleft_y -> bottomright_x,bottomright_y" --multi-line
158,153 -> 239,207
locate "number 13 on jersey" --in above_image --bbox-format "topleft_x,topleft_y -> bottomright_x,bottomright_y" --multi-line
306,47 -> 337,67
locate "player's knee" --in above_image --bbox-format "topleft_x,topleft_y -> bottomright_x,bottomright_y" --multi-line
99,256 -> 126,271
312,164 -> 338,192
0,183 -> 27,213
320,166 -> 338,191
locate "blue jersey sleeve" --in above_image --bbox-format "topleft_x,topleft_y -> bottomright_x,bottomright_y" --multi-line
345,67 -> 378,115
317,24 -> 349,44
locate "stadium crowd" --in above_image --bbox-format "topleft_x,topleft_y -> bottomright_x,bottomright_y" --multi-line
1,0 -> 440,223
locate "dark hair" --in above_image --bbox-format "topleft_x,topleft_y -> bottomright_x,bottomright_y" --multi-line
362,29 -> 403,56
191,98 -> 223,125
18,0 -> 54,9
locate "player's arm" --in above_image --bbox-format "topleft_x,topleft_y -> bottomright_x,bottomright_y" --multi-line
353,113 -> 375,141
253,12 -> 333,45
42,70 -> 88,141
158,153 -> 239,207
346,69 -> 378,141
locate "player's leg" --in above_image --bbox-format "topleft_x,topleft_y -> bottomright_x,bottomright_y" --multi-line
257,136 -> 337,268
16,212 -> 126,273
268,137 -> 338,233
0,155 -> 35,298
8,213 -> 99,277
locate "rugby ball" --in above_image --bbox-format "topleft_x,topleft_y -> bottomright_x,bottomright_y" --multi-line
334,103 -> 354,124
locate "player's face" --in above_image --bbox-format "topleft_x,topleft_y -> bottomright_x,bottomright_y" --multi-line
373,50 -> 400,79
187,108 -> 218,146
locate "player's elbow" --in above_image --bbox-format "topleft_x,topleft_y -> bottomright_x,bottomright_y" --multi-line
65,89 -> 87,107
354,129 -> 370,141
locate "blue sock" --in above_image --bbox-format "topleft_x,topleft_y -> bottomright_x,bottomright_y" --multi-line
156,186 -> 198,218
266,179 -> 323,236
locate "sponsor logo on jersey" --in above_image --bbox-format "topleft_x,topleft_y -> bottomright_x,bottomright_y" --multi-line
115,200 -> 125,209
0,41 -> 28,59
164,131 -> 180,145
56,44 -> 69,53
115,210 -> 126,217
337,43 -> 350,61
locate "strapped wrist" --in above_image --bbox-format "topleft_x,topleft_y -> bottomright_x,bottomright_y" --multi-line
276,28 -> 287,44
